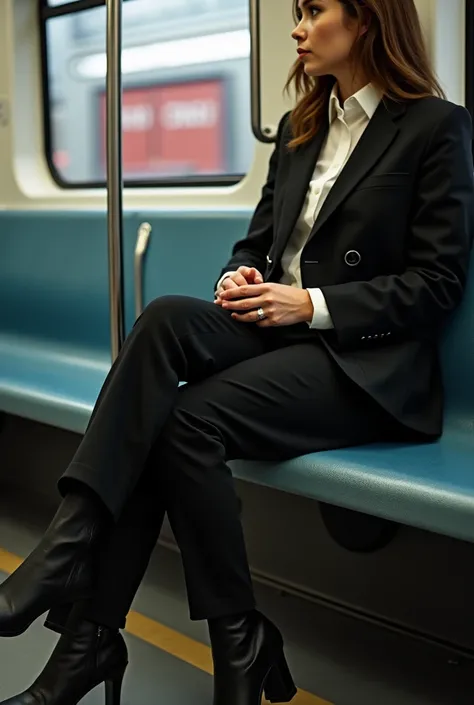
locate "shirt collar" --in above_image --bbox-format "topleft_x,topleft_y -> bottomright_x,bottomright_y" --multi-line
329,83 -> 382,123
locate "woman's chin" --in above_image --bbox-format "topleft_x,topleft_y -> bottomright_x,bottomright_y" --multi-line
303,63 -> 326,77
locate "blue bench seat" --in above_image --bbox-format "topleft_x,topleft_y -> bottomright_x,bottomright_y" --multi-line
0,333 -> 107,434
0,211 -> 473,546
231,432 -> 474,544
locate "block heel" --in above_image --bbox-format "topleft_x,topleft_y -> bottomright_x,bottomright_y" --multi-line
264,653 -> 297,703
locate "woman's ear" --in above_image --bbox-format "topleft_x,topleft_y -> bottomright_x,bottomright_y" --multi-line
359,8 -> 371,37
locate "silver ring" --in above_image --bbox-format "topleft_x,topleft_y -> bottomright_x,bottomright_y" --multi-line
257,307 -> 266,321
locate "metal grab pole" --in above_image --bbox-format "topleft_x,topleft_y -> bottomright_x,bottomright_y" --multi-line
134,222 -> 152,321
249,0 -> 276,144
106,0 -> 125,361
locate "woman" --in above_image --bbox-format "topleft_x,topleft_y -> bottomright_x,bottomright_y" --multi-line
1,0 -> 472,703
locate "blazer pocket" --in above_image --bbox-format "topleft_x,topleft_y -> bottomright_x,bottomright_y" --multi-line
356,172 -> 411,191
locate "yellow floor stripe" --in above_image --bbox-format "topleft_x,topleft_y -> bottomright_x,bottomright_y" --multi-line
126,610 -> 214,674
0,549 -> 331,705
0,549 -> 22,574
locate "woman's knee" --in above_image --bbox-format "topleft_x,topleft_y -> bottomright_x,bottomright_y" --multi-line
137,295 -> 204,332
140,295 -> 187,322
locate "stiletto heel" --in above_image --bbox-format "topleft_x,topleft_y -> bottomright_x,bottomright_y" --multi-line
263,653 -> 297,703
105,668 -> 126,705
0,621 -> 129,705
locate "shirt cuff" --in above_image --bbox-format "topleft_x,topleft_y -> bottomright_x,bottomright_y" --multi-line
215,271 -> 238,292
307,288 -> 334,329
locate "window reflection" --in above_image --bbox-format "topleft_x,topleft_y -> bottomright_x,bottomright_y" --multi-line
43,0 -> 253,185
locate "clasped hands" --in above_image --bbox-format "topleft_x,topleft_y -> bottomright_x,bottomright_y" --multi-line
214,266 -> 314,327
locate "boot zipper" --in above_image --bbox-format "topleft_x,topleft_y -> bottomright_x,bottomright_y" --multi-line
96,626 -> 103,669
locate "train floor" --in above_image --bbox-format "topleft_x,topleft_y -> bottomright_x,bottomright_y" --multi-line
0,488 -> 473,705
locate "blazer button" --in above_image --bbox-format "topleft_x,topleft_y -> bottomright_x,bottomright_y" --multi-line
266,254 -> 273,264
344,250 -> 361,267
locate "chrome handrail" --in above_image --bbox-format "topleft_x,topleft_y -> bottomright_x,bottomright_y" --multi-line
249,0 -> 276,143
134,222 -> 152,320
106,0 -> 125,361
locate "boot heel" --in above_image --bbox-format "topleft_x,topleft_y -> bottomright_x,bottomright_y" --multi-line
104,668 -> 126,705
263,653 -> 297,703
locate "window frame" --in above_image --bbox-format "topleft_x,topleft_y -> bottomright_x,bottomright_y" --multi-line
39,0 -> 246,189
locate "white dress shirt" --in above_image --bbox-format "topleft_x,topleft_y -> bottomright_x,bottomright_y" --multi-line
219,83 -> 382,328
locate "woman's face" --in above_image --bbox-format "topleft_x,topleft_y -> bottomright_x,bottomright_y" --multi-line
291,0 -> 361,78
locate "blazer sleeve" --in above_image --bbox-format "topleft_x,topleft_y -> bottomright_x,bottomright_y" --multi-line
215,112 -> 290,289
321,105 -> 474,349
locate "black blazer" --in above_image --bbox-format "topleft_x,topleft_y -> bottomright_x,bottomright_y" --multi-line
218,97 -> 474,436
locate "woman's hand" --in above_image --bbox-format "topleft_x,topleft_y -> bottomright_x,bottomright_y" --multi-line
217,283 -> 314,327
215,267 -> 264,298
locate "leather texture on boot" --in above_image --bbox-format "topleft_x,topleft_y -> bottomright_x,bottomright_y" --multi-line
0,620 -> 128,705
209,610 -> 297,705
0,492 -> 105,637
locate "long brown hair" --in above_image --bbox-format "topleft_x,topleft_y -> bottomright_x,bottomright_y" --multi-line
285,0 -> 445,149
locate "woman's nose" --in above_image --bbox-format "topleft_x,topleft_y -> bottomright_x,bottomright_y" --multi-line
291,22 -> 306,41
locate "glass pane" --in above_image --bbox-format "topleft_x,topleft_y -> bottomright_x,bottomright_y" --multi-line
43,0 -> 253,185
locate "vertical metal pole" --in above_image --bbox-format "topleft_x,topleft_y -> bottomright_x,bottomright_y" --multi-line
106,0 -> 125,361
249,0 -> 276,143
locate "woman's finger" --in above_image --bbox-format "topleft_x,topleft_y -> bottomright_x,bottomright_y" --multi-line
238,266 -> 263,284
231,311 -> 260,323
222,295 -> 265,311
256,317 -> 274,327
220,284 -> 267,300
231,306 -> 272,324
221,278 -> 238,291
228,273 -> 248,288
215,275 -> 244,300
249,268 -> 264,284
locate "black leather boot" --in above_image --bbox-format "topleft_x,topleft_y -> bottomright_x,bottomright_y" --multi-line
0,619 -> 128,705
209,610 -> 297,705
0,491 -> 107,637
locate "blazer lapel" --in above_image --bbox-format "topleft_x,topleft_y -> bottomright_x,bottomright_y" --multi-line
274,116 -> 329,260
309,99 -> 405,238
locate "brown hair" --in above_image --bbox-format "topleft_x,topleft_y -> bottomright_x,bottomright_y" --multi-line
285,0 -> 445,149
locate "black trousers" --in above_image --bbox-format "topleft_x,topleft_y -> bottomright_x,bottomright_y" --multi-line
48,295 -> 402,628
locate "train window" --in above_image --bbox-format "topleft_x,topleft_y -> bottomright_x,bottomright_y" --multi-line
39,0 -> 254,188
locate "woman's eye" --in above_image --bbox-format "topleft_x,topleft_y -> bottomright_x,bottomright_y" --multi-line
295,4 -> 320,23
